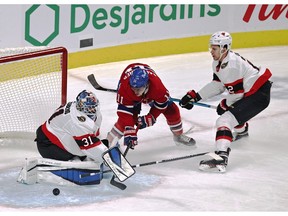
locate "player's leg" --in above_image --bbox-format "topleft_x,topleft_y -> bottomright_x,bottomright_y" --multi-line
164,102 -> 196,146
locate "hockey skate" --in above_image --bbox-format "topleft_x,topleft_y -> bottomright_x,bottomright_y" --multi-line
233,123 -> 249,141
199,148 -> 231,173
173,134 -> 196,146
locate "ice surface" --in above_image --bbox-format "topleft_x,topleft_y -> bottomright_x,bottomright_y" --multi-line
1,46 -> 287,213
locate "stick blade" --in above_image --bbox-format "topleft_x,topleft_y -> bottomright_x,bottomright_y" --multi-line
87,74 -> 101,89
87,74 -> 117,93
110,176 -> 127,190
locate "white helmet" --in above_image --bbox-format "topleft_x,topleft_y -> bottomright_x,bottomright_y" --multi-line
209,31 -> 232,50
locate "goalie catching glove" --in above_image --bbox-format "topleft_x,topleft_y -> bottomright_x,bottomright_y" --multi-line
124,126 -> 138,149
179,90 -> 202,110
137,113 -> 156,129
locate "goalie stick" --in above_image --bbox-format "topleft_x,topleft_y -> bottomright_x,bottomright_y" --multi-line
81,151 -> 222,178
87,74 -> 217,109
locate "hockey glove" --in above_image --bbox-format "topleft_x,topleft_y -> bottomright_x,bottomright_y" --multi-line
101,139 -> 109,148
217,99 -> 229,115
179,90 -> 201,110
137,114 -> 156,129
123,126 -> 138,149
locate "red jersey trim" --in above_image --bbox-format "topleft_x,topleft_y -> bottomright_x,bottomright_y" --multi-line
41,123 -> 66,151
245,68 -> 272,97
73,133 -> 102,150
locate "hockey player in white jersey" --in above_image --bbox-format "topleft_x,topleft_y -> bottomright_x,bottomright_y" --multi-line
36,90 -> 106,162
179,31 -> 272,172
31,90 -> 134,185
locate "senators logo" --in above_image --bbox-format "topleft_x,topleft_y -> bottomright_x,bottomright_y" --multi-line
77,116 -> 86,122
221,62 -> 228,69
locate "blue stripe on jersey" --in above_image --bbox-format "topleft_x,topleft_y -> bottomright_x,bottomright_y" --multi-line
117,104 -> 134,115
154,100 -> 168,110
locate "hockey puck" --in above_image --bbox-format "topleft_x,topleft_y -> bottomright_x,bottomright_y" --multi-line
53,188 -> 60,196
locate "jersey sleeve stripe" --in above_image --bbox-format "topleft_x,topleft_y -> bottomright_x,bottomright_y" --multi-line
224,78 -> 244,94
117,104 -> 134,115
154,100 -> 168,110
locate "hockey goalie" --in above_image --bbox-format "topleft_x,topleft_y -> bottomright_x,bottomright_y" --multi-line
17,90 -> 134,186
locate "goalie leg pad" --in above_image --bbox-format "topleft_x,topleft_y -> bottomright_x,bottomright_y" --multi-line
17,158 -> 38,184
17,157 -> 103,185
51,167 -> 103,185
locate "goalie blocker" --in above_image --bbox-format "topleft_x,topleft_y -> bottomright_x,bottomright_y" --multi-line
17,146 -> 134,185
102,146 -> 135,182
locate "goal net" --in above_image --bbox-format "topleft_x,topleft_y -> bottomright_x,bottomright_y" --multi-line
0,46 -> 67,139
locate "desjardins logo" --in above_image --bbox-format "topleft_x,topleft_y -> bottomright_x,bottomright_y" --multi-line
25,4 -> 220,46
25,5 -> 59,46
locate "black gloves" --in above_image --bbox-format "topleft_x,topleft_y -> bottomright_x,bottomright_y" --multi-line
217,99 -> 229,115
179,90 -> 201,110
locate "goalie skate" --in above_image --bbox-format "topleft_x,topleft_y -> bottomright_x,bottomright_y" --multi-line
199,148 -> 231,173
173,134 -> 196,146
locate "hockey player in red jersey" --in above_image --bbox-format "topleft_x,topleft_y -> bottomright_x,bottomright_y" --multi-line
179,31 -> 272,172
107,63 -> 195,149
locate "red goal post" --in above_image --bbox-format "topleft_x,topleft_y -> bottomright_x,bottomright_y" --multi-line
0,46 -> 68,139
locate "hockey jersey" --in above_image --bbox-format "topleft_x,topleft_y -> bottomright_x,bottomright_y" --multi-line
41,101 -> 107,162
116,63 -> 170,129
198,51 -> 272,106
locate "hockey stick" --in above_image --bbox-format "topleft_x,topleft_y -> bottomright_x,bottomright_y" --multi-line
169,98 -> 217,109
109,125 -> 140,190
128,152 -> 212,168
109,144 -> 130,190
87,74 -> 117,93
25,158 -> 100,173
82,151 -> 220,178
87,74 -> 216,109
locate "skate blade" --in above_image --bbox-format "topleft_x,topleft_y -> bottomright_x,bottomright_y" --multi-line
174,139 -> 196,147
199,164 -> 226,173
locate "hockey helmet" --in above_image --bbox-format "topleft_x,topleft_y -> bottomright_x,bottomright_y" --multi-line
76,90 -> 99,121
209,31 -> 232,50
129,68 -> 149,88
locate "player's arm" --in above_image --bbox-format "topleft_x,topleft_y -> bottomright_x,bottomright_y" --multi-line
198,73 -> 225,100
180,73 -> 225,110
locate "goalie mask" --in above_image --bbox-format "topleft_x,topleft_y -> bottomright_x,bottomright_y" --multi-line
76,90 -> 99,121
129,68 -> 149,96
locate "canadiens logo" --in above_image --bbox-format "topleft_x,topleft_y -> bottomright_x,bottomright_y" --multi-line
221,62 -> 228,69
77,116 -> 86,122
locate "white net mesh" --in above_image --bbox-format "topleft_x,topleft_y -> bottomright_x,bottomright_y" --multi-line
0,46 -> 47,58
0,47 -> 67,139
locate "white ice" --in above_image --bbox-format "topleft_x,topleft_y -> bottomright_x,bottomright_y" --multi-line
0,46 -> 287,213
